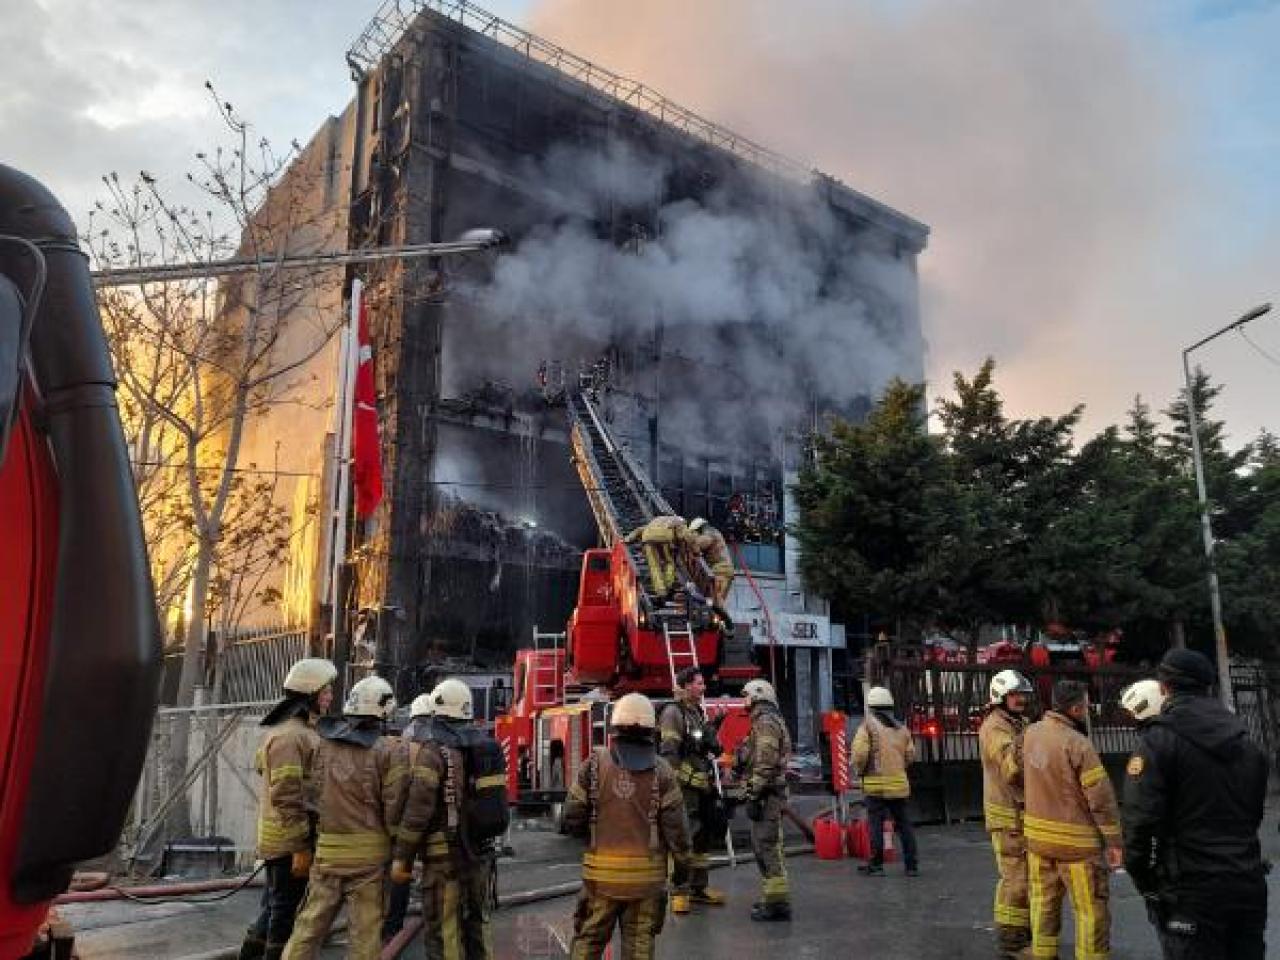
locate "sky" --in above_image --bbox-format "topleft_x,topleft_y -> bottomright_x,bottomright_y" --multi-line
3,0 -> 1277,447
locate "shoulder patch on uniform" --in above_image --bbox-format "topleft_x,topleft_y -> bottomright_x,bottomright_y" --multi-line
1126,755 -> 1144,777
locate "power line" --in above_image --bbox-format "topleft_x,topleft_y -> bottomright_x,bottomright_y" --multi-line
1237,326 -> 1280,369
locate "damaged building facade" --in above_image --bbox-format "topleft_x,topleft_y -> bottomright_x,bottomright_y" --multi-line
271,2 -> 928,746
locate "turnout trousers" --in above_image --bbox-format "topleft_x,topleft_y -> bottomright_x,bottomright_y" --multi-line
1027,852 -> 1110,960
282,866 -> 383,960
247,855 -> 309,955
991,829 -> 1031,956
865,796 -> 919,869
569,886 -> 666,960
420,859 -> 494,960
670,788 -> 714,894
749,794 -> 789,905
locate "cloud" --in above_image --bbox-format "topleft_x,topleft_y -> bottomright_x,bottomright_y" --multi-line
527,0 -> 1280,443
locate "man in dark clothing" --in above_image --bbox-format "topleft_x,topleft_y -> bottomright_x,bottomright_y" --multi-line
1123,648 -> 1270,960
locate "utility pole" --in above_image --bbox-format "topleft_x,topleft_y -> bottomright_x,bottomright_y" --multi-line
1181,302 -> 1271,709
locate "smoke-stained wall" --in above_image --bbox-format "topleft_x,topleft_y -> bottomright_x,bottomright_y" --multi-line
351,9 -> 928,684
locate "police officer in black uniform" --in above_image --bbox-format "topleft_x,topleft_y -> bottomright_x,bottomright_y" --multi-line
1123,648 -> 1270,959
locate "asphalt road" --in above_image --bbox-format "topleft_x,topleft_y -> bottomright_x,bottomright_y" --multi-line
63,806 -> 1280,959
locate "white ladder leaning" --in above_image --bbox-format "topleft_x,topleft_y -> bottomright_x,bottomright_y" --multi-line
662,621 -> 700,693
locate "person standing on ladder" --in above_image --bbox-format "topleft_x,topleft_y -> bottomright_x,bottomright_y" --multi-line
688,517 -> 735,615
659,667 -> 728,913
624,515 -> 692,600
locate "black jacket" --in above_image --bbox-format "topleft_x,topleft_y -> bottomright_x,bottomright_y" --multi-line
1122,692 -> 1269,911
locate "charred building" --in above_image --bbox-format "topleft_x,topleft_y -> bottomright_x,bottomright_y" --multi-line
269,2 -> 928,745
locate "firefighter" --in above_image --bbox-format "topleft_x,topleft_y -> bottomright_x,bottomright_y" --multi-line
1022,681 -> 1121,960
283,676 -> 406,960
659,666 -> 727,913
239,658 -> 337,960
391,679 -> 494,960
978,669 -> 1034,959
739,678 -> 792,921
563,693 -> 690,959
383,694 -> 435,944
688,517 -> 734,609
1123,649 -> 1269,959
1118,679 -> 1165,727
623,514 -> 691,598
853,685 -> 919,877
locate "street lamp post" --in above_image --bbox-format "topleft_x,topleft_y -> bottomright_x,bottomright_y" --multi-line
1181,302 -> 1271,709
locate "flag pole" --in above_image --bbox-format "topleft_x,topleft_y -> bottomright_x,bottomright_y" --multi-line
327,278 -> 362,653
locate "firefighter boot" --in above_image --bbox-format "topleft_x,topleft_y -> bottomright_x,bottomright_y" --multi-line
670,893 -> 691,914
750,901 -> 792,922
236,931 -> 266,960
690,887 -> 727,906
857,862 -> 884,876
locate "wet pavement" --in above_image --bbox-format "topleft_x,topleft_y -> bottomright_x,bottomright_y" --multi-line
64,807 -> 1280,959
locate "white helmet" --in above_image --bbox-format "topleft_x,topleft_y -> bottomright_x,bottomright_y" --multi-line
989,669 -> 1033,705
610,693 -> 656,730
431,678 -> 474,721
743,679 -> 777,706
866,686 -> 895,709
1121,679 -> 1166,722
283,658 -> 337,696
344,676 -> 395,719
689,517 -> 708,533
409,693 -> 435,719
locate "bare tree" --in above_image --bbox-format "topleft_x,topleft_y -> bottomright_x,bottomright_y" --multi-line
88,87 -> 345,838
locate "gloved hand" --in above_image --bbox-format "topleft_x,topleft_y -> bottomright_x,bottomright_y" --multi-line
745,793 -> 764,822
390,859 -> 414,885
1142,895 -> 1164,927
290,850 -> 313,878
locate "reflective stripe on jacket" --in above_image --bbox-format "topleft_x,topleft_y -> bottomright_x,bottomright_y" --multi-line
853,711 -> 913,799
1023,711 -> 1121,861
254,717 -> 320,859
658,698 -> 714,792
311,733 -> 408,874
744,703 -> 791,796
979,707 -> 1027,831
563,746 -> 690,900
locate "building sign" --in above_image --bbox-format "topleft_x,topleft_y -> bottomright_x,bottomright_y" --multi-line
748,612 -> 840,648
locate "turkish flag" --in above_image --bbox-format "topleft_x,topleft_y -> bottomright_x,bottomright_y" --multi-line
352,297 -> 383,519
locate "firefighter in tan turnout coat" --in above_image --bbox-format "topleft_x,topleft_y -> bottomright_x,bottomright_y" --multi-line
1023,681 -> 1122,960
283,677 -> 407,960
853,685 -> 919,876
239,658 -> 337,960
738,679 -> 793,921
979,669 -> 1035,960
563,693 -> 691,960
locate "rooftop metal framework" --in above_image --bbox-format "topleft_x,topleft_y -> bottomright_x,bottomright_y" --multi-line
346,0 -> 928,243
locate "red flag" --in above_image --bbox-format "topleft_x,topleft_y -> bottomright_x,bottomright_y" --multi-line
352,298 -> 383,519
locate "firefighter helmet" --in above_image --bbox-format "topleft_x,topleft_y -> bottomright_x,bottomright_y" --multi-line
989,669 -> 1033,705
689,517 -> 708,533
1121,679 -> 1166,722
866,686 -> 895,709
610,693 -> 657,730
409,693 -> 435,719
431,678 -> 474,721
283,658 -> 338,696
344,676 -> 395,719
743,679 -> 777,706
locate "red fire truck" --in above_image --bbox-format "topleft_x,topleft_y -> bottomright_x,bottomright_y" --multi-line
496,392 -> 761,808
